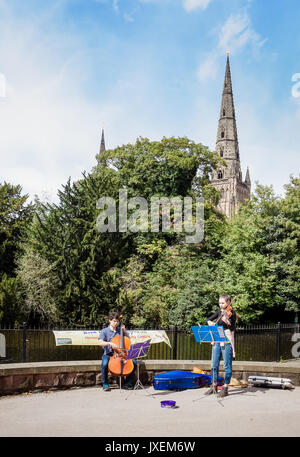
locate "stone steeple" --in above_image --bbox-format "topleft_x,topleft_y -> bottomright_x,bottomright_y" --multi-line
100,128 -> 106,154
211,54 -> 251,218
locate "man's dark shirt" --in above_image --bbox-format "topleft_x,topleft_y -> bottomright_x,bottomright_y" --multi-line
206,308 -> 236,332
99,325 -> 121,356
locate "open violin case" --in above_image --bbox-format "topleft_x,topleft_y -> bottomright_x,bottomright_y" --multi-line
153,370 -> 224,390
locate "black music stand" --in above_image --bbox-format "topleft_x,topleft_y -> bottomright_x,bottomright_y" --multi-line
124,339 -> 154,400
191,325 -> 228,404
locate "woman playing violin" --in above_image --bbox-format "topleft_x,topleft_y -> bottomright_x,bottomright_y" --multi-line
98,311 -> 136,391
205,294 -> 236,398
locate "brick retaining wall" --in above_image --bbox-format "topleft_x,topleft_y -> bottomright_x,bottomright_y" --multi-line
0,360 -> 299,395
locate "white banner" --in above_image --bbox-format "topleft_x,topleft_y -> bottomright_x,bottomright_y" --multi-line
128,330 -> 172,348
53,330 -> 101,346
53,329 -> 172,347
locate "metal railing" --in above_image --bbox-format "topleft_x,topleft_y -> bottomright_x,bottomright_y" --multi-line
0,322 -> 299,364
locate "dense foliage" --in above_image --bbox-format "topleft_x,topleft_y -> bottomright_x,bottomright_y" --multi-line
0,138 -> 299,328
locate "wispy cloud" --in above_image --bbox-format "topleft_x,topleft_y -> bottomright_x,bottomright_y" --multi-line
92,0 -> 119,12
218,13 -> 267,54
197,12 -> 266,83
113,0 -> 119,12
0,3 -> 107,201
182,0 -> 212,12
124,12 -> 135,22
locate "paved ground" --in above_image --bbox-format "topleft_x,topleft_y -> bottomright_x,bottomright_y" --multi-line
0,384 -> 299,438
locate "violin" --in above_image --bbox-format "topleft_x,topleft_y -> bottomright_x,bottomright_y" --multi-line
221,304 -> 233,326
216,304 -> 233,326
108,315 -> 134,377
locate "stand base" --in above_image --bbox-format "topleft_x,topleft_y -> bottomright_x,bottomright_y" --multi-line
193,384 -> 225,406
125,379 -> 154,400
125,360 -> 154,400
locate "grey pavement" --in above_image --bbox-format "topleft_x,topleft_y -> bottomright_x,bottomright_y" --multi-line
0,384 -> 300,437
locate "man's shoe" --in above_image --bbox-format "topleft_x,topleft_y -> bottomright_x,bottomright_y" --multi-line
217,386 -> 228,398
204,384 -> 217,395
103,384 -> 111,392
123,381 -> 134,390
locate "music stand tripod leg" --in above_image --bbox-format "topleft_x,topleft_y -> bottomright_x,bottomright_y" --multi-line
125,360 -> 154,400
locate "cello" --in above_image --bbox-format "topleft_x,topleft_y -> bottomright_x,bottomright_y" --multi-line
108,315 -> 134,377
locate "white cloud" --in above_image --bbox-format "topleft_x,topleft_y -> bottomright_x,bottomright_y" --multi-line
0,4 -> 113,202
113,0 -> 119,12
218,13 -> 266,54
0,2 -> 182,202
197,12 -> 266,84
92,0 -> 119,12
124,12 -> 135,22
182,0 -> 212,12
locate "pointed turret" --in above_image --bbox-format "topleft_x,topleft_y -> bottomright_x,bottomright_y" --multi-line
100,129 -> 106,154
245,166 -> 251,185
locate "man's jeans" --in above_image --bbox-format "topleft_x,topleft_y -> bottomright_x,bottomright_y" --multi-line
101,353 -> 137,385
211,342 -> 233,385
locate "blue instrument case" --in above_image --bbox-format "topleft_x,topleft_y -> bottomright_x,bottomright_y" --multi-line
153,370 -> 223,390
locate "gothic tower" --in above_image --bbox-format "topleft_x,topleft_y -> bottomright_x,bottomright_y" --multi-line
211,54 -> 251,218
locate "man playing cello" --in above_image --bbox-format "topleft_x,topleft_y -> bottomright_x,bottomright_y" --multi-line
98,311 -> 136,391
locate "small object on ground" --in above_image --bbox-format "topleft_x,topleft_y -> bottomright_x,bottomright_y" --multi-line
160,400 -> 176,408
229,377 -> 248,388
248,376 -> 295,390
192,367 -> 205,374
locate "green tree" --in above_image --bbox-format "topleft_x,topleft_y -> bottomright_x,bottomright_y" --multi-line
275,175 -> 300,313
0,182 -> 34,325
0,182 -> 33,276
0,274 -> 24,325
19,136 -> 220,326
21,169 -> 134,325
214,178 -> 300,324
139,245 -> 216,330
96,136 -> 218,200
16,247 -> 61,324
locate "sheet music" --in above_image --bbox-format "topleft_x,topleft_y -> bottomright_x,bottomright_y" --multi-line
217,327 -> 225,338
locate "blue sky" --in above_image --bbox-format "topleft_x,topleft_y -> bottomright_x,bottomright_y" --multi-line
0,0 -> 299,201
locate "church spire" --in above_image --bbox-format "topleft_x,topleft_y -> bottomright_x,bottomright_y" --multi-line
211,54 -> 251,219
100,128 -> 106,154
217,52 -> 239,161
